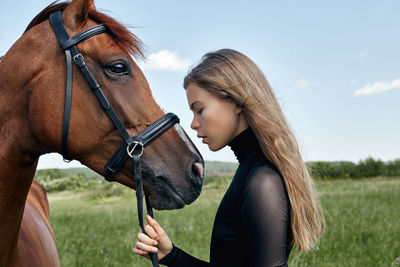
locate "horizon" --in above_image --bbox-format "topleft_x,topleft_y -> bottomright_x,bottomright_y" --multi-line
35,155 -> 399,171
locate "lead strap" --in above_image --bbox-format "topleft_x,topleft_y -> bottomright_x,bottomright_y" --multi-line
133,154 -> 159,267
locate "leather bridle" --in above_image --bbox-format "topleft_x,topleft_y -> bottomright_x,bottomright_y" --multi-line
49,10 -> 176,266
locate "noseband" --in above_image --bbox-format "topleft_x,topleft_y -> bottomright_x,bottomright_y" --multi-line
49,11 -> 176,266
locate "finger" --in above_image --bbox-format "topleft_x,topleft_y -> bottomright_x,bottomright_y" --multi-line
144,224 -> 159,240
135,241 -> 158,253
146,215 -> 165,235
137,232 -> 158,246
132,247 -> 150,259
132,247 -> 148,255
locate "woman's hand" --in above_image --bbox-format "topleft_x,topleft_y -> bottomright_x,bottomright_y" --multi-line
132,215 -> 173,260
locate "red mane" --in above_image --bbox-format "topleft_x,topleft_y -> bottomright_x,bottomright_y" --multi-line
25,1 -> 144,58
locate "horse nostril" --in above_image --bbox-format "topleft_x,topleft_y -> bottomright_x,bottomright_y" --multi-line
192,162 -> 204,178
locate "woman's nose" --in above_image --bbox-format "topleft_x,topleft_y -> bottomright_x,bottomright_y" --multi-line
191,117 -> 200,130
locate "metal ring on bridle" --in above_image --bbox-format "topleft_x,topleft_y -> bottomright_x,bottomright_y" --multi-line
127,141 -> 144,158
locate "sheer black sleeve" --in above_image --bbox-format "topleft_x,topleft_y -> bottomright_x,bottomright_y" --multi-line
240,165 -> 291,267
159,244 -> 208,267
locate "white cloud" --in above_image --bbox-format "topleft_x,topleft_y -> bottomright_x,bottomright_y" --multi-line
358,49 -> 369,59
139,50 -> 190,71
353,78 -> 400,96
296,79 -> 310,88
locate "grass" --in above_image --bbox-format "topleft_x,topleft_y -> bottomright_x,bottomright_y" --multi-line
289,177 -> 400,266
48,177 -> 400,266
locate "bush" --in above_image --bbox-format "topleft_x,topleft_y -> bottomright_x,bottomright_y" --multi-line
34,169 -> 104,192
307,157 -> 399,180
84,183 -> 127,200
384,159 -> 400,176
357,157 -> 385,177
307,161 -> 360,180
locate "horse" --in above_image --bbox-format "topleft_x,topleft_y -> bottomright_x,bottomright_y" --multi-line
17,180 -> 60,266
0,0 -> 204,266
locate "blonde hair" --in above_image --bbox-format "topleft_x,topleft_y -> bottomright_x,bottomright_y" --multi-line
184,49 -> 324,252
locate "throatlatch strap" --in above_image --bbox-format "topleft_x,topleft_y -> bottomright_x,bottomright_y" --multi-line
133,154 -> 159,267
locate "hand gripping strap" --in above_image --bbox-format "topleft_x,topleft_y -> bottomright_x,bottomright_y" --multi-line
104,113 -> 180,181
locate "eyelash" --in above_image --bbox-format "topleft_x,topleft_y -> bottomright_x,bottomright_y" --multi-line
196,108 -> 203,115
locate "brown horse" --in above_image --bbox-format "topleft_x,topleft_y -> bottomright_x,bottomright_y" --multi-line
17,180 -> 60,266
0,0 -> 204,266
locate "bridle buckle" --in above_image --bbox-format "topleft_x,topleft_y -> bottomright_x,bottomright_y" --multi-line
73,53 -> 84,65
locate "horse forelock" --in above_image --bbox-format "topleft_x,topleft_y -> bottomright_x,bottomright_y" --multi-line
88,10 -> 144,59
24,1 -> 144,59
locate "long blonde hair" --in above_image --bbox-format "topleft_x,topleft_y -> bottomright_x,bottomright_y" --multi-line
184,49 -> 324,252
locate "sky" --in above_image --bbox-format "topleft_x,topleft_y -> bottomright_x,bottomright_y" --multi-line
1,0 -> 399,169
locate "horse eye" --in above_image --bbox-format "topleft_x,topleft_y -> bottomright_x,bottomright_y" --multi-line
107,63 -> 128,75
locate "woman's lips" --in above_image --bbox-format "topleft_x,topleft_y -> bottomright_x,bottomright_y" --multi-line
198,135 -> 207,143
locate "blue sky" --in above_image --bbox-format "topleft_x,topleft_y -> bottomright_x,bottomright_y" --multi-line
1,0 -> 399,169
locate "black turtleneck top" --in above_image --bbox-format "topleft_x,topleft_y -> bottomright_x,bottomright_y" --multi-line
160,128 -> 293,267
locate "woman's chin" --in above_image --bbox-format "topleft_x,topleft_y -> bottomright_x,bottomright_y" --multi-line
208,143 -> 224,152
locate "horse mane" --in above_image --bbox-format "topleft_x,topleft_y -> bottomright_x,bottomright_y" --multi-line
25,1 -> 144,59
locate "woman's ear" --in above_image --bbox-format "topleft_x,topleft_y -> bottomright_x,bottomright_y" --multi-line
234,102 -> 244,115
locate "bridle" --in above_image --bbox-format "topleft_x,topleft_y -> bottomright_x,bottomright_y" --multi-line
49,10 -> 174,266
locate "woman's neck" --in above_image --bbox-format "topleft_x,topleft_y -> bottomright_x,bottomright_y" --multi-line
228,127 -> 264,164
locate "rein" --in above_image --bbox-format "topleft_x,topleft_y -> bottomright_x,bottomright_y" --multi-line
49,10 -> 177,266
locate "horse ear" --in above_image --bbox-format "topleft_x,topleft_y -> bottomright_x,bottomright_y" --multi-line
62,0 -> 96,30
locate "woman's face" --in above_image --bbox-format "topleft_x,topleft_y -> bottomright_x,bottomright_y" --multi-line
186,83 -> 248,151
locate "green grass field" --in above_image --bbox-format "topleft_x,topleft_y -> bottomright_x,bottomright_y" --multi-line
48,177 -> 400,266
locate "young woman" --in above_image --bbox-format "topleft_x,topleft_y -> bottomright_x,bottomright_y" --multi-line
132,49 -> 324,266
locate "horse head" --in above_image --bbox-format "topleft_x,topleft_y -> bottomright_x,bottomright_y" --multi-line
8,0 -> 203,210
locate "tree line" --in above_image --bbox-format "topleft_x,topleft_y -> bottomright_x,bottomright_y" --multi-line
307,157 -> 400,179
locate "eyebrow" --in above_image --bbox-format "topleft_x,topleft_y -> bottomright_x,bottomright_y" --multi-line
190,101 -> 200,111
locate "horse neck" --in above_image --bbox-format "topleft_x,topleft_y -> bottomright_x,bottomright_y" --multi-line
0,51 -> 40,266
